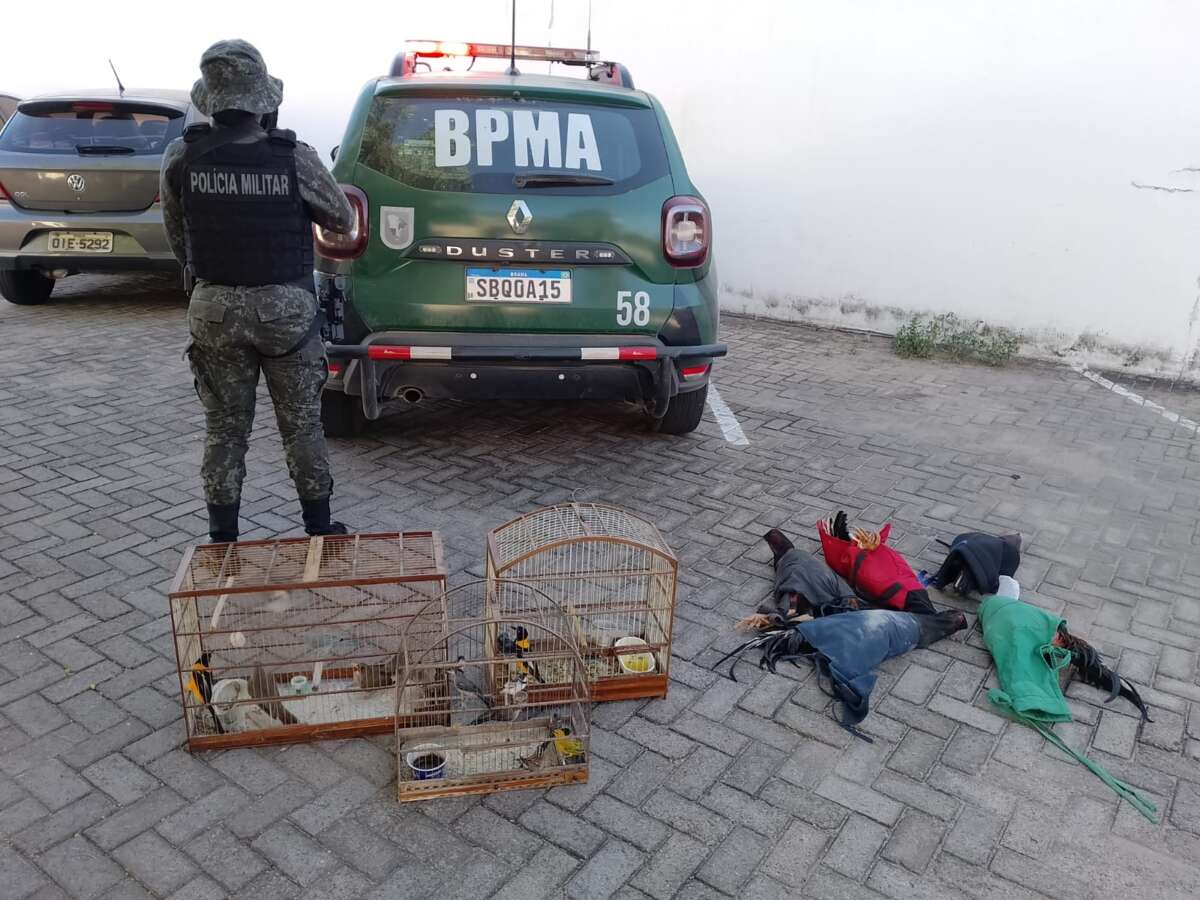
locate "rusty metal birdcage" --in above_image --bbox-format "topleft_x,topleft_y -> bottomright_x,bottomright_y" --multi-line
485,503 -> 678,701
168,532 -> 447,750
394,581 -> 591,802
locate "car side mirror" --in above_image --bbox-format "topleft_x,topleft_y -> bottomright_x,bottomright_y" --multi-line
330,145 -> 339,162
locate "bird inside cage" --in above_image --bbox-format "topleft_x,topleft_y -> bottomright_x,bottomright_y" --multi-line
184,652 -> 224,734
352,654 -> 399,691
497,626 -> 543,683
248,665 -> 299,726
450,656 -> 523,725
450,656 -> 494,726
520,716 -> 584,769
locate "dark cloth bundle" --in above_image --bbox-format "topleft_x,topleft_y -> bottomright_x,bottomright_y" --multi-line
789,608 -> 966,724
718,608 -> 966,726
929,532 -> 1021,595
755,545 -> 860,624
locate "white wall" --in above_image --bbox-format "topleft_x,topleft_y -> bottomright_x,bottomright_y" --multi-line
6,1 -> 1200,368
628,1 -> 1200,369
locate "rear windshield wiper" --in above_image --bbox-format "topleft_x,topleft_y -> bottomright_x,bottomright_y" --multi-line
513,173 -> 614,188
76,144 -> 136,155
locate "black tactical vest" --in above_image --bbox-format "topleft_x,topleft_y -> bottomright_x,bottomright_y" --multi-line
181,124 -> 313,287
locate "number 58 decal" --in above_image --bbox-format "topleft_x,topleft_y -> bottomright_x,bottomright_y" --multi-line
616,290 -> 651,327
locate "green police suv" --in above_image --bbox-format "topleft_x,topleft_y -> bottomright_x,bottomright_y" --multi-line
316,41 -> 725,436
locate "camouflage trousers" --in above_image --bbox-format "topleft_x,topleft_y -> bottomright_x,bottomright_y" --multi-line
186,282 -> 332,506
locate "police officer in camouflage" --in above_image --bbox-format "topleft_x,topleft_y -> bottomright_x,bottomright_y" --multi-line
160,40 -> 354,542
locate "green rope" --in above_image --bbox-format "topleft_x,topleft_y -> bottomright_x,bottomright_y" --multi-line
1030,719 -> 1157,822
990,698 -> 1158,822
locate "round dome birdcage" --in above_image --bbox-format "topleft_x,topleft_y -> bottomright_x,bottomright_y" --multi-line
393,580 -> 591,801
485,503 -> 678,700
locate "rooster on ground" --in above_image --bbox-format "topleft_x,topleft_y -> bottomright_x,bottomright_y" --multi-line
817,511 -> 935,614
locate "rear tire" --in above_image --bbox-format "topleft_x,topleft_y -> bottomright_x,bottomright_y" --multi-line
0,270 -> 54,305
654,384 -> 708,435
321,390 -> 366,438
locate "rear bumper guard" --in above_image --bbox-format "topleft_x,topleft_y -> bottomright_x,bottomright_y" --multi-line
324,340 -> 728,420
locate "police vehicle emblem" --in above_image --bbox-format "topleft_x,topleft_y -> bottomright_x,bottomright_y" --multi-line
380,206 -> 415,250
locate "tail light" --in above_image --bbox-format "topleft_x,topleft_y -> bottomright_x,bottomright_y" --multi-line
680,364 -> 709,379
314,185 -> 369,260
663,196 -> 709,267
0,181 -> 9,204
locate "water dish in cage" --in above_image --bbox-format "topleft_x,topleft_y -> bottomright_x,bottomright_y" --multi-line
406,749 -> 447,780
210,678 -> 250,732
206,677 -> 289,733
614,637 -> 657,673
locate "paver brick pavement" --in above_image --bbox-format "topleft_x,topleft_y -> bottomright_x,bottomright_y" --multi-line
1,274 -> 1199,897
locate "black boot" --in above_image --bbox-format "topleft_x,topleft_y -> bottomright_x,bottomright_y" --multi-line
207,502 -> 239,543
300,498 -> 349,536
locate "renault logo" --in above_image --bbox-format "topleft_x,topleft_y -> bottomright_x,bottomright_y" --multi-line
66,174 -> 86,193
506,200 -> 532,234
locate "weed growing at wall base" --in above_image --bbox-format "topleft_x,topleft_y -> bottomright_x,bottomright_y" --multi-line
894,313 -> 1020,366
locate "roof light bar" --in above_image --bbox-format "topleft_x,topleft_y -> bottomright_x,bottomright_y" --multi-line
405,40 -> 597,64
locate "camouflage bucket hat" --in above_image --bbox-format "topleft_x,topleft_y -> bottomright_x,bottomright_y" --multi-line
190,39 -> 283,116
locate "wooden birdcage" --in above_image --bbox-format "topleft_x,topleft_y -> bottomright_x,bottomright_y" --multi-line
394,581 -> 591,802
485,503 -> 678,701
168,532 -> 447,750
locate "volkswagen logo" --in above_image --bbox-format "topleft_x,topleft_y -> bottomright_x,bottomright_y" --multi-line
66,174 -> 86,193
506,200 -> 532,234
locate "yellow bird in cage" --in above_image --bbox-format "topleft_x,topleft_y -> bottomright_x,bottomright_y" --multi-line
553,725 -> 584,760
519,718 -> 584,769
497,626 -> 543,683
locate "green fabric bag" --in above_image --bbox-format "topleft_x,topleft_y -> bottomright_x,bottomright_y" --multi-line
978,593 -> 1072,724
979,592 -> 1158,822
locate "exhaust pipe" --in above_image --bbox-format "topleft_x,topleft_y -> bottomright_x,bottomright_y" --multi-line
400,388 -> 423,404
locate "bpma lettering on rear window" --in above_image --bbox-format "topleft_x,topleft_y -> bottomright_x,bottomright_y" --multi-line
434,110 -> 601,171
358,96 -> 668,195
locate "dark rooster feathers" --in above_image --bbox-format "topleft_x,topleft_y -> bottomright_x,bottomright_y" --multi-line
1056,626 -> 1152,722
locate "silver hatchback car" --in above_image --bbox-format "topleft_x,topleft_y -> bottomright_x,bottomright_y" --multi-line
0,89 -> 200,305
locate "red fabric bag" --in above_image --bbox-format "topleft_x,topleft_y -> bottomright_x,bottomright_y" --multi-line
817,520 -> 932,613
